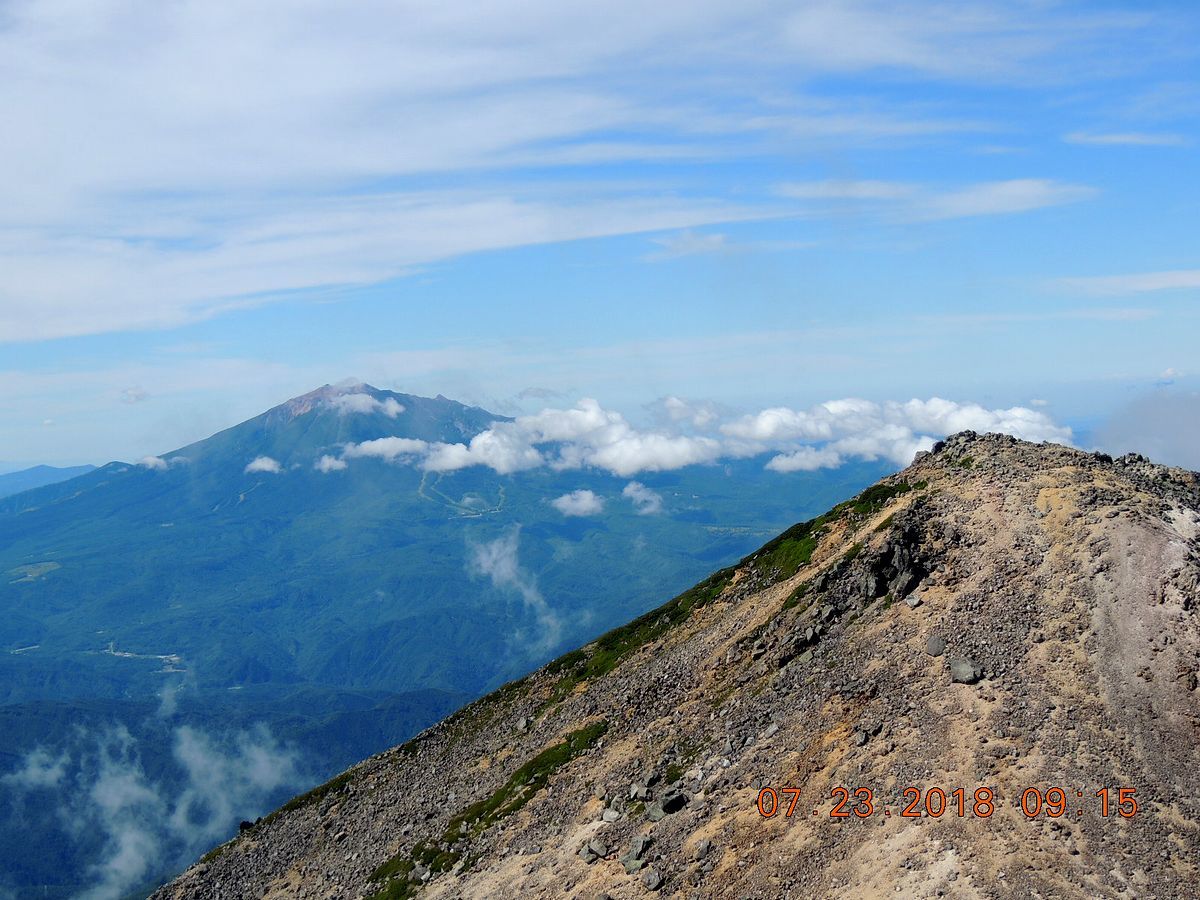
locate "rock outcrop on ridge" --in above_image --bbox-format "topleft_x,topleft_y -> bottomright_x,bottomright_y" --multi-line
154,432 -> 1200,899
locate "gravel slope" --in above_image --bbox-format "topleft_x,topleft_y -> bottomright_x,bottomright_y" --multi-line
154,432 -> 1200,900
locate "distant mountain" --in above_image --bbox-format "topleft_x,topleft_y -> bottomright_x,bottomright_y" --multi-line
157,434 -> 1200,899
0,383 -> 892,898
0,464 -> 95,499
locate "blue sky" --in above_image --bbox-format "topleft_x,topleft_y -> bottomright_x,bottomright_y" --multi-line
1,0 -> 1198,467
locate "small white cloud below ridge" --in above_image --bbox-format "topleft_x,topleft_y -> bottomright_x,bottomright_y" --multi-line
314,455 -> 347,473
244,456 -> 283,474
623,481 -> 664,515
550,489 -> 605,516
326,393 -> 404,418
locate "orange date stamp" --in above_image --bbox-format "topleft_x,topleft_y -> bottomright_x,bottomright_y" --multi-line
757,786 -> 1139,820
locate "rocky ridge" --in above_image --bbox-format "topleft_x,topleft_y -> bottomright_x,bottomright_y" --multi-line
154,433 -> 1200,899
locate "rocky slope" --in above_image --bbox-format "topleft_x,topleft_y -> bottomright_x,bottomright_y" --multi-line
154,433 -> 1200,900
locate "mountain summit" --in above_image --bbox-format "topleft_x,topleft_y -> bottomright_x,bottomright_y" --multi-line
0,384 -> 900,898
155,432 -> 1200,899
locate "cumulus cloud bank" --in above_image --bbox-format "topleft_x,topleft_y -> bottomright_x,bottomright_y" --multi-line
622,481 -> 664,515
468,528 -> 561,654
723,397 -> 1072,470
244,456 -> 283,474
329,395 -> 1069,477
550,489 -> 605,516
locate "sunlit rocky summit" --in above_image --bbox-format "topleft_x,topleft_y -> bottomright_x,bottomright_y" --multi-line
155,432 -> 1200,899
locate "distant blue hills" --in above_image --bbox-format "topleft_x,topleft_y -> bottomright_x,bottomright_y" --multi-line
0,464 -> 95,499
0,384 -> 892,897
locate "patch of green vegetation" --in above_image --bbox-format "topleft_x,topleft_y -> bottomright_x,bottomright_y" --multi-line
664,737 -> 705,784
545,570 -> 734,699
365,878 -> 420,900
544,649 -> 586,675
364,720 -> 600,900
873,514 -> 895,533
411,841 -> 460,875
741,517 -> 826,582
848,481 -> 916,517
198,840 -> 232,865
741,480 -> 925,593
781,580 -> 811,612
442,720 -> 608,842
842,542 -> 863,564
956,456 -> 974,469
369,854 -> 416,883
265,769 -> 354,823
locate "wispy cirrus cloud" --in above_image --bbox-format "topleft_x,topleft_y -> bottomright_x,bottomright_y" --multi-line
1056,269 -> 1200,295
645,230 -> 730,260
779,178 -> 1096,221
1063,131 -> 1189,147
0,0 -> 1157,343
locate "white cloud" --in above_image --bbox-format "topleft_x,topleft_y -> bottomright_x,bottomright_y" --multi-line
1,748 -> 68,790
778,179 -> 916,200
622,481 -> 664,515
244,456 -> 282,474
765,445 -> 845,472
777,177 -> 1094,222
468,527 -> 561,654
908,179 -> 1095,221
120,387 -> 150,404
331,394 -> 1071,476
4,724 -> 301,900
139,456 -> 169,471
1056,269 -> 1200,295
1064,132 -> 1188,147
550,489 -> 605,516
342,437 -> 430,462
423,429 -> 544,475
314,454 -> 347,473
658,396 -> 719,429
0,0 -> 1148,341
646,230 -> 729,260
326,393 -> 404,417
415,399 -> 722,477
726,396 -> 1072,468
